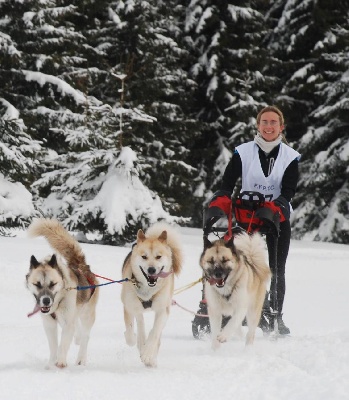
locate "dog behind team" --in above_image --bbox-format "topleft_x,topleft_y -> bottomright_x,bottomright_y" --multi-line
200,232 -> 271,348
121,222 -> 183,367
26,218 -> 99,368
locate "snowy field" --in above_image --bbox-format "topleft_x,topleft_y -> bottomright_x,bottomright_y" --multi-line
1,227 -> 349,400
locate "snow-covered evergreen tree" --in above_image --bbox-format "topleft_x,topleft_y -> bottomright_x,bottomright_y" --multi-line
1,0 -> 348,243
32,97 -> 184,244
183,0 -> 274,199
0,102 -> 42,228
106,0 -> 202,222
263,0 -> 349,243
263,0 -> 321,141
1,0 -> 190,242
289,1 -> 349,243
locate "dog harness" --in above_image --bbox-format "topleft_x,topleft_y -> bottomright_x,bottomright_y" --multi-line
141,300 -> 153,309
129,273 -> 155,309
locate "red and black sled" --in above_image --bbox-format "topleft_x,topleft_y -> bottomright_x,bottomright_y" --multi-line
192,191 -> 281,339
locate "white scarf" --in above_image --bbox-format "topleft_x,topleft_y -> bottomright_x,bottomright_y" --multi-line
254,132 -> 282,154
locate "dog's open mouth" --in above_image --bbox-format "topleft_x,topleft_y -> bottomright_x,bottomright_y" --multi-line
140,267 -> 158,287
147,276 -> 158,287
140,267 -> 171,287
28,303 -> 51,318
207,276 -> 228,288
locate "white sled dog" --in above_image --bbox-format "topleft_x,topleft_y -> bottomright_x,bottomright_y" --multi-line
200,232 -> 271,348
121,222 -> 183,367
26,218 -> 99,368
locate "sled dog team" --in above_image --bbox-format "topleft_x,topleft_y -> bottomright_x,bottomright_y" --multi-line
26,218 -> 271,368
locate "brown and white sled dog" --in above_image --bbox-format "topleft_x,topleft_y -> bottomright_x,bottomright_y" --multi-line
26,218 -> 99,368
200,232 -> 270,348
121,222 -> 183,367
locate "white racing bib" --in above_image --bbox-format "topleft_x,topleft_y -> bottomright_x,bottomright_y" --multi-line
236,141 -> 300,202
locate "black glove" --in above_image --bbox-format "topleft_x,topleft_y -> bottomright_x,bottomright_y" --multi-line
208,190 -> 232,205
274,196 -> 290,220
203,190 -> 232,235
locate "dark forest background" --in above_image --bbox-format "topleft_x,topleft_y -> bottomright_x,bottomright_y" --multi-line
0,0 -> 348,244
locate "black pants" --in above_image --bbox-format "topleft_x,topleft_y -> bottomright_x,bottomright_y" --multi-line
266,220 -> 291,313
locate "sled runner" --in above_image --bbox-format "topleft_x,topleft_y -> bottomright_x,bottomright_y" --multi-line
192,191 -> 281,339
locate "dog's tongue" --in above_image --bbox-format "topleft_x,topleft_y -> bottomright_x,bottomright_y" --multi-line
208,277 -> 224,286
27,304 -> 41,318
153,270 -> 172,278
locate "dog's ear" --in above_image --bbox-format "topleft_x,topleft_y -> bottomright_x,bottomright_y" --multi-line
225,237 -> 237,254
30,255 -> 40,269
137,229 -> 146,243
48,254 -> 58,267
203,235 -> 213,250
158,230 -> 167,242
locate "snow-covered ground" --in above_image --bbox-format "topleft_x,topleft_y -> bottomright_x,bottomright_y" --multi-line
1,227 -> 349,400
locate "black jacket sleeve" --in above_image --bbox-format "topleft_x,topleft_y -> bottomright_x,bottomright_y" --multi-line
220,150 -> 242,195
274,158 -> 300,220
279,158 -> 299,202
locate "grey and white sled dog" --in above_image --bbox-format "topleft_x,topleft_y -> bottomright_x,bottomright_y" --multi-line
200,232 -> 271,348
26,218 -> 99,368
121,222 -> 183,367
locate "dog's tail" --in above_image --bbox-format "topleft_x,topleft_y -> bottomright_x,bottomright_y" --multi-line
234,232 -> 271,282
145,222 -> 183,276
28,218 -> 87,269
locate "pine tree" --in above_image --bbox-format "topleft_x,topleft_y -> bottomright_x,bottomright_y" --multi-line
0,1 -> 85,151
32,97 -> 179,244
4,0 -> 194,243
263,0 -> 322,141
106,0 -> 202,222
1,0 -> 348,243
289,0 -> 349,243
4,0 -> 201,235
263,0 -> 349,243
0,109 -> 42,228
183,0 -> 274,200
0,4 -> 44,229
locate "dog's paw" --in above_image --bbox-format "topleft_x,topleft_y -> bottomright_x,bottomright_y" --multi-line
124,330 -> 136,346
212,333 -> 228,350
55,361 -> 67,368
140,342 -> 158,367
140,352 -> 157,368
76,357 -> 86,366
216,333 -> 229,343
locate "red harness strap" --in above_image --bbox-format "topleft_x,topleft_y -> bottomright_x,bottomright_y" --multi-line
233,200 -> 264,233
246,210 -> 256,233
224,202 -> 233,241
